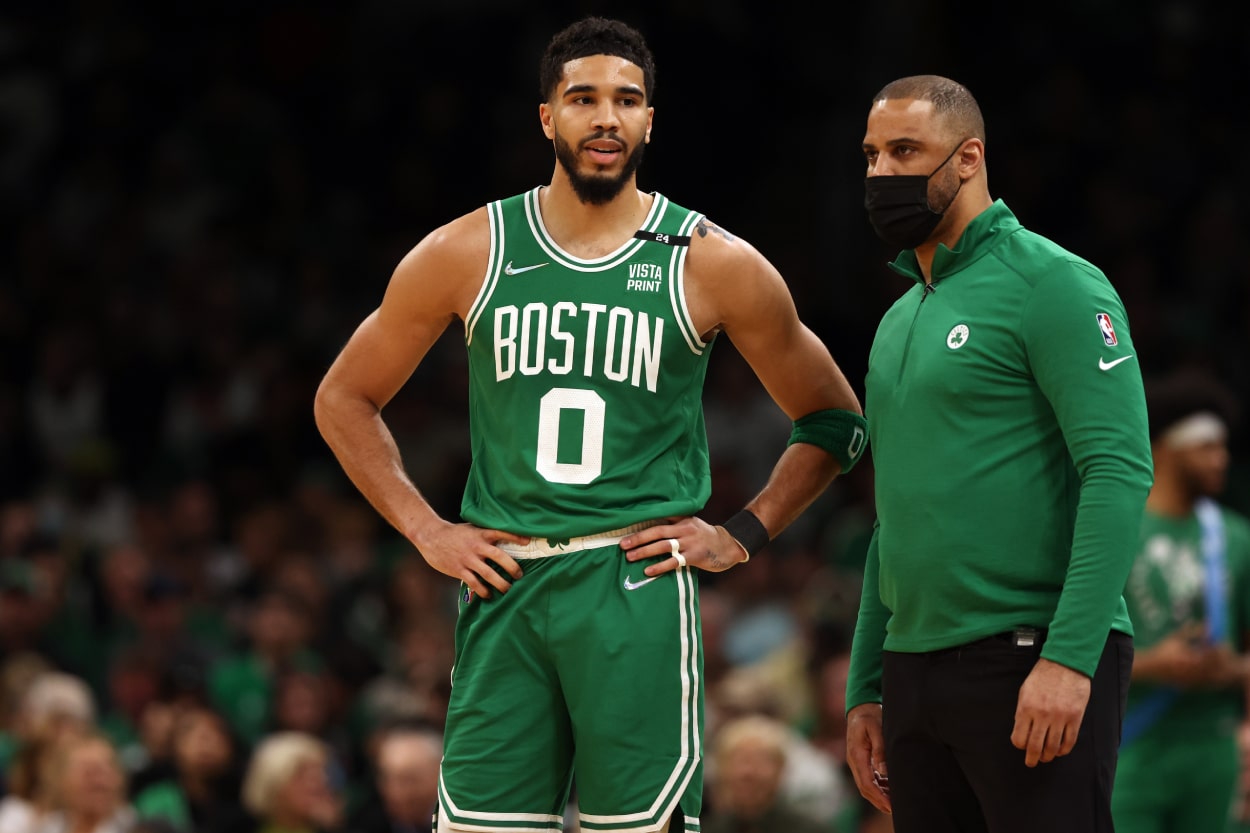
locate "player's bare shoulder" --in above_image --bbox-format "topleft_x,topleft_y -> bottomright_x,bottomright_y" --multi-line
684,215 -> 783,334
388,206 -> 494,320
686,216 -> 775,282
687,215 -> 740,257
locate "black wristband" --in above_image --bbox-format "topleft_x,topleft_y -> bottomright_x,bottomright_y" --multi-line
722,509 -> 770,562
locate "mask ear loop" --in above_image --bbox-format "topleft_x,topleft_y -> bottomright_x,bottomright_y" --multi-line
925,138 -> 971,214
927,138 -> 969,179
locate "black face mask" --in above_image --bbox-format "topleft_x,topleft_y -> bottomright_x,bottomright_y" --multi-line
863,142 -> 964,249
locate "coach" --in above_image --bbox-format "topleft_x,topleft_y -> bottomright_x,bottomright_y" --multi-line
844,74 -> 1154,833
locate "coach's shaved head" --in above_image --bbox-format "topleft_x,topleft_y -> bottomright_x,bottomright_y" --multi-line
873,75 -> 986,144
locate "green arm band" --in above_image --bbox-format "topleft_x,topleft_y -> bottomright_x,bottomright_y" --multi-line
787,408 -> 869,472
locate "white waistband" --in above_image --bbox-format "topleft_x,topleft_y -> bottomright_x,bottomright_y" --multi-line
497,520 -> 662,560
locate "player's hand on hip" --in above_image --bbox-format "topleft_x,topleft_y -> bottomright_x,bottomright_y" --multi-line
620,516 -> 745,575
846,703 -> 892,815
413,519 -> 528,599
1011,657 -> 1091,767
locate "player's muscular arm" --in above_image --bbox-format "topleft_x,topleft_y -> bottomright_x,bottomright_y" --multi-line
687,222 -> 862,533
314,210 -> 527,596
623,221 -> 862,576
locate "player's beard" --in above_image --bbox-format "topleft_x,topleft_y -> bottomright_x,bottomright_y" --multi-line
554,131 -> 646,206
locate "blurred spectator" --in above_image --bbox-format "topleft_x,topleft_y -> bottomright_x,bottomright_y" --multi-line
322,502 -> 380,596
131,705 -> 249,833
0,534 -> 91,678
210,502 -> 294,622
91,542 -> 150,658
160,478 -> 232,597
271,670 -> 334,738
0,561 -> 46,666
1,666 -> 94,803
17,533 -> 97,688
121,670 -> 214,801
709,669 -> 845,829
97,648 -> 163,777
208,586 -> 321,747
0,503 -> 40,561
378,557 -> 455,648
703,714 -> 827,833
0,730 -> 62,833
12,671 -> 96,747
699,586 -> 735,696
344,724 -> 441,833
805,621 -> 852,762
34,732 -> 135,833
128,571 -> 225,678
242,732 -> 343,833
269,668 -> 358,787
713,558 -> 807,712
353,612 -> 453,737
0,651 -> 52,773
268,555 -> 330,636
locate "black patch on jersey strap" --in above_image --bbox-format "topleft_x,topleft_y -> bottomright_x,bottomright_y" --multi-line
633,230 -> 691,247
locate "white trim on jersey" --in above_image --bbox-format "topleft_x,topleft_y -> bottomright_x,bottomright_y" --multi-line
465,199 -> 507,347
524,187 -> 668,272
668,210 -> 708,357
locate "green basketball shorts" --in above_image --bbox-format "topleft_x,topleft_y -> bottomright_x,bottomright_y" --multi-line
435,523 -> 704,833
1113,728 -> 1239,833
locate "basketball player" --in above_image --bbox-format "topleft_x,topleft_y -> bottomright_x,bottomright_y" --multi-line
314,17 -> 864,833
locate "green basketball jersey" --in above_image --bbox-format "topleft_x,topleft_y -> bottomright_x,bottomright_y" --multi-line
1122,505 -> 1250,735
460,188 -> 717,540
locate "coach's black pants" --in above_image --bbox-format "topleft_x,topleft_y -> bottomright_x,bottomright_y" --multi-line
882,630 -> 1133,833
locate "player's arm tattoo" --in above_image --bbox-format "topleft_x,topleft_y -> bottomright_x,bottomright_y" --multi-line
695,217 -> 735,242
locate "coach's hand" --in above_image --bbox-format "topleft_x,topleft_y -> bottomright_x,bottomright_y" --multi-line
413,519 -> 527,599
620,516 -> 746,575
1011,658 -> 1091,767
847,703 -> 891,815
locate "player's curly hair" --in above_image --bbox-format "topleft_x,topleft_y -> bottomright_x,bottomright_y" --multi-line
539,16 -> 656,103
1144,368 -> 1240,442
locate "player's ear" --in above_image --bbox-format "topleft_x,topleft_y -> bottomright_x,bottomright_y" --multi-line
540,103 -> 555,140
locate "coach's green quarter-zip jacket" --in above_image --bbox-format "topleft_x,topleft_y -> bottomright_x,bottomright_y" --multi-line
847,200 -> 1153,710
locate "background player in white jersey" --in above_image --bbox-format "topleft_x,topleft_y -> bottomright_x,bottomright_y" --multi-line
314,16 -> 864,833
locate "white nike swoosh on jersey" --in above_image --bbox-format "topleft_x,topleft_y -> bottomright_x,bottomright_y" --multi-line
503,261 -> 549,275
1099,355 -> 1135,371
623,575 -> 659,591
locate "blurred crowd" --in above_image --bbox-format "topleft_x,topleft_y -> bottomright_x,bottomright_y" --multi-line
1,1 -> 1247,832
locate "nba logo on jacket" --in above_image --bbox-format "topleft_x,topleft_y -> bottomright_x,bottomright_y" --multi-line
1096,313 -> 1118,346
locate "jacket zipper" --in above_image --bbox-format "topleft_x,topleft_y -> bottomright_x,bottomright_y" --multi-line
898,282 -> 935,378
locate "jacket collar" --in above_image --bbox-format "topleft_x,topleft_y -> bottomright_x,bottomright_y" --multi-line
887,199 -> 1020,285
